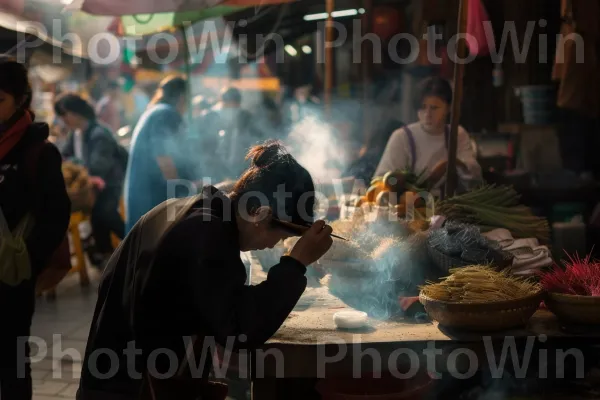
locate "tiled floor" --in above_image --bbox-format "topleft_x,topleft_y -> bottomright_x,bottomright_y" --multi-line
29,265 -> 251,400
30,269 -> 100,400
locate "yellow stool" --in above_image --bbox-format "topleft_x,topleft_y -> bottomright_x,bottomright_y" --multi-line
46,211 -> 91,299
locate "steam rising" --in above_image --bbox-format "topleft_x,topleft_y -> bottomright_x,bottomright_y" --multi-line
284,116 -> 351,181
325,220 -> 439,320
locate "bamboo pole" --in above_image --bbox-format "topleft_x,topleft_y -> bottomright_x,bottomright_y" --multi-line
444,0 -> 469,198
324,0 -> 335,116
181,24 -> 194,127
362,0 -> 373,145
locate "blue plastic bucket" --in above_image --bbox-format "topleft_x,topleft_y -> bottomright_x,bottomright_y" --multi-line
515,85 -> 557,125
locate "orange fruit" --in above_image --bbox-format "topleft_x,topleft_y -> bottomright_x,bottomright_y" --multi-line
366,182 -> 385,202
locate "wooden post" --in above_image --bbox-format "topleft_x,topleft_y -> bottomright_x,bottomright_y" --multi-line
324,0 -> 335,116
362,0 -> 373,145
444,0 -> 469,198
181,25 -> 194,128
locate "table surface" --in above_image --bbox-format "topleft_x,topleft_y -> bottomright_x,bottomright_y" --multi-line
250,261 -> 600,346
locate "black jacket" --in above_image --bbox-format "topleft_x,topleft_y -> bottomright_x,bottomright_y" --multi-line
61,121 -> 124,188
78,186 -> 307,397
0,122 -> 71,360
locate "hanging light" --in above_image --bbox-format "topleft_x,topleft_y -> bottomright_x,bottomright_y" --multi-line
284,45 -> 298,56
303,8 -> 362,21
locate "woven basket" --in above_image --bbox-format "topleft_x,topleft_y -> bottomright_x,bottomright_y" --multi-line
419,290 -> 545,331
545,293 -> 600,325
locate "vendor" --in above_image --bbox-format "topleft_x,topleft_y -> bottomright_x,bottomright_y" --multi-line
77,141 -> 333,399
374,77 -> 481,190
55,93 -> 125,268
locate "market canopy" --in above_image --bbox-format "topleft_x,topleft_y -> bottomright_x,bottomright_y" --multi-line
114,8 -> 244,36
0,10 -> 88,59
69,0 -> 296,36
76,0 -> 297,16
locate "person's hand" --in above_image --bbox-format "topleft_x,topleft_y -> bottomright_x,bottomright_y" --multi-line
89,176 -> 106,191
288,220 -> 333,267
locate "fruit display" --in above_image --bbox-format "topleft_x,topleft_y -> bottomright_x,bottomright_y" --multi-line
62,161 -> 96,212
354,169 -> 431,222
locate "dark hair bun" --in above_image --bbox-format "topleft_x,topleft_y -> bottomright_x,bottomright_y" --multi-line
232,140 -> 315,226
246,140 -> 287,168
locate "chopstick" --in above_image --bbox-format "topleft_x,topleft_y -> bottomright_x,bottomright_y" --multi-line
272,218 -> 348,241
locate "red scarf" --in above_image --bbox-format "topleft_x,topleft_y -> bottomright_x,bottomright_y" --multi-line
0,111 -> 33,161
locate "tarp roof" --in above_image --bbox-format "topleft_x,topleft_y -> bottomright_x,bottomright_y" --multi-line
0,10 -> 88,59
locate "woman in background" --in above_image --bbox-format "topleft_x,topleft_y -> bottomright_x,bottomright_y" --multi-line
0,58 -> 70,400
55,93 -> 125,267
374,77 -> 481,190
124,75 -> 196,233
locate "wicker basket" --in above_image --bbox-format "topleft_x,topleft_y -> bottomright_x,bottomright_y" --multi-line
419,291 -> 545,331
545,293 -> 600,325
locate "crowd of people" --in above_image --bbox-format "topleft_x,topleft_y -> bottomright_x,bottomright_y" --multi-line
0,55 -> 482,400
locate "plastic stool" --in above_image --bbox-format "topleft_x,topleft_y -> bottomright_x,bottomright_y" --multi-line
45,212 -> 90,300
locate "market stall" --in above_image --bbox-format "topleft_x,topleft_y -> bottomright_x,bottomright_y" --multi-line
249,263 -> 600,399
247,174 -> 600,399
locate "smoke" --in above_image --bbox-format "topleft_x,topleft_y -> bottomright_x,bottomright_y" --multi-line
284,115 -> 352,182
326,220 -> 439,321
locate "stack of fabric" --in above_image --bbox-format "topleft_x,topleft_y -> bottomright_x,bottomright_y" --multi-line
483,228 -> 553,276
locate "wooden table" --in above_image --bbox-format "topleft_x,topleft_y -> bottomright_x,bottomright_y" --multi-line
248,264 -> 600,399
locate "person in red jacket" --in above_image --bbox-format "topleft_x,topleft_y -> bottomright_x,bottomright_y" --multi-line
0,58 -> 71,400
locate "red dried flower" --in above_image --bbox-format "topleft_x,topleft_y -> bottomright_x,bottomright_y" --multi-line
540,252 -> 600,296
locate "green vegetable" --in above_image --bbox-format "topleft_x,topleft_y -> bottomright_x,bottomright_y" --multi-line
437,185 -> 550,242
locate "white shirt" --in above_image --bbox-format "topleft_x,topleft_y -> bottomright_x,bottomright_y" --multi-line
73,129 -> 84,161
374,122 -> 482,185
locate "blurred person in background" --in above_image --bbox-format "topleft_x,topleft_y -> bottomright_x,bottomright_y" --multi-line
374,77 -> 481,191
77,141 -> 333,400
192,94 -> 213,119
202,86 -> 263,181
124,75 -> 198,234
283,84 -> 321,128
49,116 -> 69,149
256,94 -> 284,141
95,80 -> 122,133
55,93 -> 126,267
343,81 -> 404,183
0,58 -> 70,400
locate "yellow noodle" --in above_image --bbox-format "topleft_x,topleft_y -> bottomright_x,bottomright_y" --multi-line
420,265 -> 541,303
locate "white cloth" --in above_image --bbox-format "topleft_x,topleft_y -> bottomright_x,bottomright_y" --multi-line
374,122 -> 482,184
483,229 -> 553,274
73,129 -> 84,161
